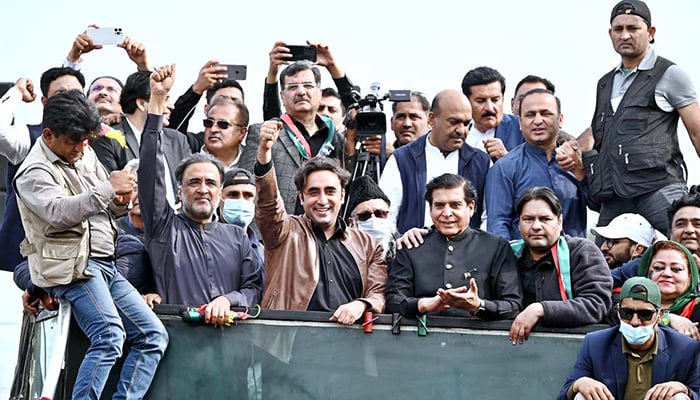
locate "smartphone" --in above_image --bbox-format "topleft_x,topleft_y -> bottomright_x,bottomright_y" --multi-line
0,82 -> 13,98
287,45 -> 317,62
219,64 -> 247,80
87,27 -> 124,45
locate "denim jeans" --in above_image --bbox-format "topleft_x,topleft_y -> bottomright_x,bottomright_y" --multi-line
48,259 -> 168,400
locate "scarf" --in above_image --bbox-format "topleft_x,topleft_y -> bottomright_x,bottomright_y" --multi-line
511,235 -> 573,300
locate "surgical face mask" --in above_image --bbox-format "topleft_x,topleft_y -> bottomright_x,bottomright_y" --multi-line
355,217 -> 396,242
619,320 -> 656,345
222,199 -> 254,228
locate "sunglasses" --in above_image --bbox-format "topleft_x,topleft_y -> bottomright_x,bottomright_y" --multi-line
618,307 -> 657,322
203,118 -> 242,130
354,210 -> 389,222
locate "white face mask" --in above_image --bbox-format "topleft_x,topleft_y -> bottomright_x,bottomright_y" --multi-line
222,199 -> 255,228
619,320 -> 656,345
355,217 -> 396,242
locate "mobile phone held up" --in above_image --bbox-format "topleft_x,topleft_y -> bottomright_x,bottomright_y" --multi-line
87,27 -> 124,46
218,64 -> 247,81
287,45 -> 317,62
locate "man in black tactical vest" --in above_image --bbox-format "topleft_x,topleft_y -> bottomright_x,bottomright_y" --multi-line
563,0 -> 700,237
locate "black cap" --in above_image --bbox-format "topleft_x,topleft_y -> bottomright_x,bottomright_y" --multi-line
345,176 -> 390,216
611,0 -> 652,27
610,0 -> 654,43
223,168 -> 255,188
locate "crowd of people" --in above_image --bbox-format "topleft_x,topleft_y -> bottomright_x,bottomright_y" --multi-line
2,0 -> 700,398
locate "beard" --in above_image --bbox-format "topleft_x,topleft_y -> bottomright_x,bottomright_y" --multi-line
182,198 -> 215,221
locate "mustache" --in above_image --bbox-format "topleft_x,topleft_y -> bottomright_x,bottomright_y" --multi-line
481,111 -> 498,118
449,132 -> 466,140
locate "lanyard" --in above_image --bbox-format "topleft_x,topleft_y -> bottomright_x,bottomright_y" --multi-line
280,114 -> 335,160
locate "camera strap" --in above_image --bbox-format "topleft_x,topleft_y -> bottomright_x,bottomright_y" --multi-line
280,113 -> 334,160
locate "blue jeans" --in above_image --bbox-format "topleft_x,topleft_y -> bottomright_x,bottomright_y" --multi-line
48,259 -> 168,400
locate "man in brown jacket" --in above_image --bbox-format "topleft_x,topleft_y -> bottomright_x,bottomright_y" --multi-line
254,119 -> 387,325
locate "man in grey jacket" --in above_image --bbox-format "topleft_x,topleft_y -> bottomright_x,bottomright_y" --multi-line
509,187 -> 612,345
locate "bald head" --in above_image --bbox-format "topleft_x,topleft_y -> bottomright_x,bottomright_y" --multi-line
428,89 -> 473,155
431,89 -> 471,116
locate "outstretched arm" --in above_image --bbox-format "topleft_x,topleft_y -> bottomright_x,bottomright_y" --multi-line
0,78 -> 35,164
139,64 -> 176,240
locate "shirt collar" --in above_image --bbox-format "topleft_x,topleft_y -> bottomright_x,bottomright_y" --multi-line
179,211 -> 218,230
200,145 -> 243,170
614,47 -> 657,74
433,226 -> 472,242
310,217 -> 346,242
425,131 -> 459,157
621,333 -> 658,358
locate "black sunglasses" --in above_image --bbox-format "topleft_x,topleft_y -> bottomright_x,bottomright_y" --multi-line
203,118 -> 239,130
619,307 -> 657,322
354,210 -> 390,222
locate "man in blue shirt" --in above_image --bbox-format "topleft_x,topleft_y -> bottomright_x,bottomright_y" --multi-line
485,89 -> 591,240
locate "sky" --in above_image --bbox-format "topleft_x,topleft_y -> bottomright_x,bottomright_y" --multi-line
1,0 -> 700,395
3,0 -> 699,177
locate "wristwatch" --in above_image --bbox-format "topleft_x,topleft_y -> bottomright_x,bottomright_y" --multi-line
472,299 -> 486,315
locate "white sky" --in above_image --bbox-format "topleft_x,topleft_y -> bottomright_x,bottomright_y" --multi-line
0,0 -> 699,174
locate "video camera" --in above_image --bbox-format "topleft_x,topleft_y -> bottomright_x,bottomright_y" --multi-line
347,82 -> 410,139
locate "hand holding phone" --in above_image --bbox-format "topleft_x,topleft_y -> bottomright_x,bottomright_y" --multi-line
217,64 -> 247,80
87,27 -> 124,46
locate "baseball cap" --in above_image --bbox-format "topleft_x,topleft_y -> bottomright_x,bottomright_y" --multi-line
610,0 -> 652,26
620,277 -> 661,308
610,0 -> 654,44
591,213 -> 655,247
223,168 -> 255,188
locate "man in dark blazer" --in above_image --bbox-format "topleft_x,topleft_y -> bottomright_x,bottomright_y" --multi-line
92,71 -> 191,204
558,277 -> 699,400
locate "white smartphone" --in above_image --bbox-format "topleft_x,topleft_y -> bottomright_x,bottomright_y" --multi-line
87,27 -> 124,46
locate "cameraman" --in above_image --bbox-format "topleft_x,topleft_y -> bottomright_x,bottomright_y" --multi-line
345,91 -> 429,168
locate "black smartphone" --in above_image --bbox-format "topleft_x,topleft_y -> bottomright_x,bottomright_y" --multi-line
219,64 -> 247,80
0,82 -> 13,98
287,45 -> 317,62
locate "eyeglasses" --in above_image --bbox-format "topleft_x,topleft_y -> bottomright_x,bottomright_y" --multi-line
354,210 -> 390,221
203,118 -> 244,130
619,307 -> 657,322
89,84 -> 121,94
284,82 -> 317,92
603,238 -> 629,248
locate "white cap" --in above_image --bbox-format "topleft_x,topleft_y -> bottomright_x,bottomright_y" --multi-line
591,213 -> 655,247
